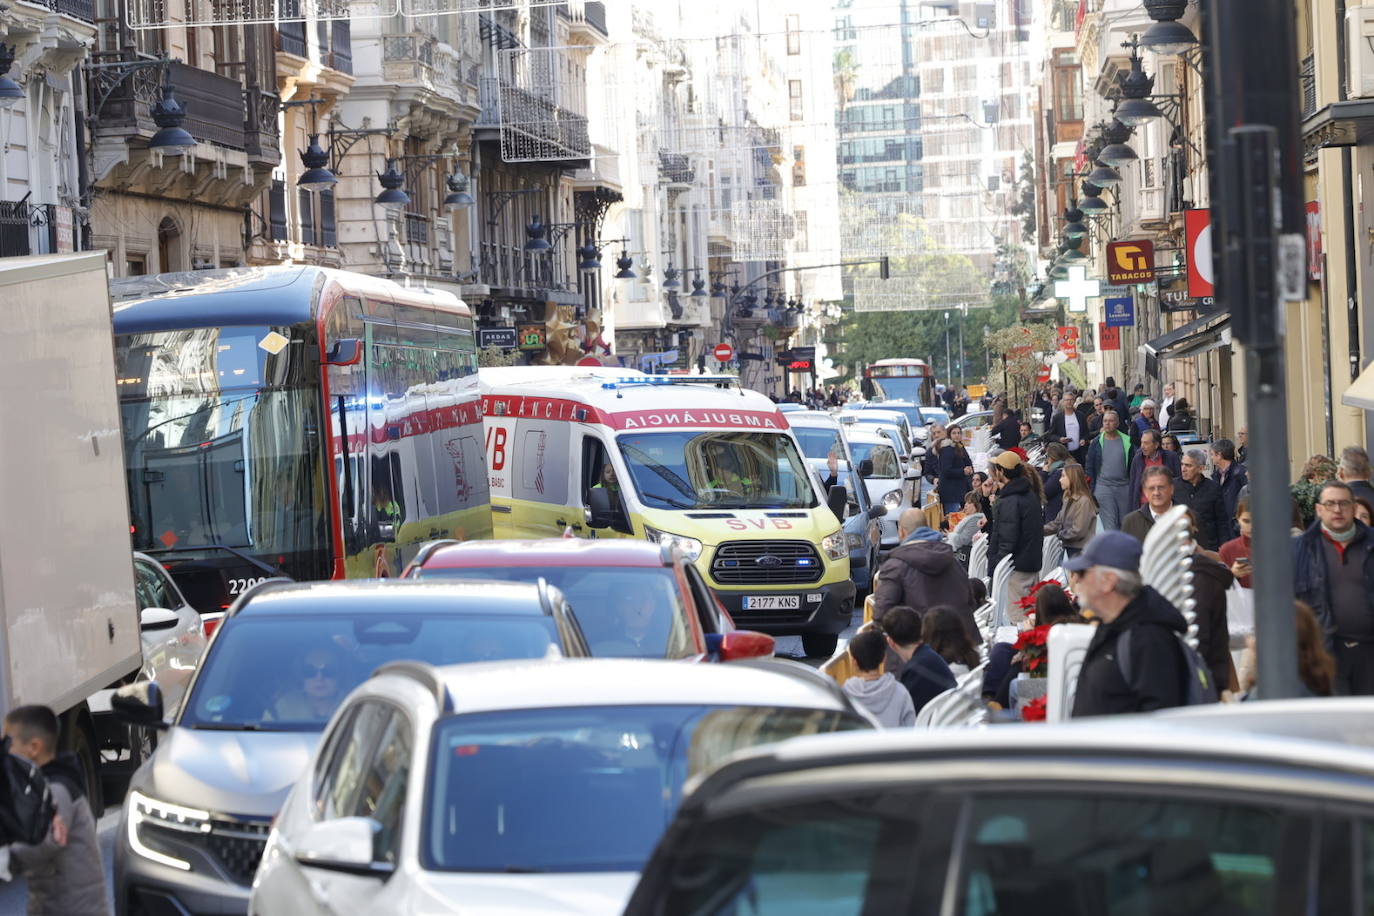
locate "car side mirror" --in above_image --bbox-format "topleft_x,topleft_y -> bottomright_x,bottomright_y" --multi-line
325,338 -> 362,366
826,485 -> 848,521
911,446 -> 926,458
857,459 -> 874,478
868,504 -> 887,520
293,817 -> 394,877
706,630 -> 776,662
111,681 -> 167,731
139,607 -> 179,632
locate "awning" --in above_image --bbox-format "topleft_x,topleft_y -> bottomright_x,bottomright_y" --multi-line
1342,361 -> 1374,411
1144,310 -> 1231,378
1303,99 -> 1374,153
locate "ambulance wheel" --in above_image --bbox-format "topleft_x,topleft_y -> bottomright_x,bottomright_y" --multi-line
802,632 -> 838,659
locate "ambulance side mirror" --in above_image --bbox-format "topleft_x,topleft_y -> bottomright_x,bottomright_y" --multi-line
826,485 -> 848,522
585,487 -> 614,529
857,459 -> 874,478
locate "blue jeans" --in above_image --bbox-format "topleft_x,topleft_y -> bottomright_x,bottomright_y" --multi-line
1095,482 -> 1131,530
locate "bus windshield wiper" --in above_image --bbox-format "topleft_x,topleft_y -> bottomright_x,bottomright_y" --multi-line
145,543 -> 290,579
640,491 -> 697,509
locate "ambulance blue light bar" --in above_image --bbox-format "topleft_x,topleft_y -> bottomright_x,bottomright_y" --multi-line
599,375 -> 741,390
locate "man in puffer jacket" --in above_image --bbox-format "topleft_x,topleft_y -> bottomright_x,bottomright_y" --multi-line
872,509 -> 978,643
987,451 -> 1044,618
4,705 -> 109,916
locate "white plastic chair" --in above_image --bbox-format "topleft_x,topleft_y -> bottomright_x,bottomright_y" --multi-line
915,663 -> 989,729
1046,623 -> 1095,722
989,554 -> 1013,629
1040,534 -> 1065,579
973,599 -> 998,645
968,532 -> 989,580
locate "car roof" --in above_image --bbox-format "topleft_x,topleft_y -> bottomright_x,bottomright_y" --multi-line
421,658 -> 856,716
784,411 -> 842,429
1149,697 -> 1374,750
417,538 -> 672,570
843,429 -> 893,447
230,579 -> 555,617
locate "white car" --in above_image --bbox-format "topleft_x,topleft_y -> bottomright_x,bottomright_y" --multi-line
132,551 -> 207,716
249,658 -> 873,916
843,429 -> 906,548
840,407 -> 917,451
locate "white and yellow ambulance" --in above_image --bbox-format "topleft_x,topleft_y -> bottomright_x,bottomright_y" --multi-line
479,368 -> 856,656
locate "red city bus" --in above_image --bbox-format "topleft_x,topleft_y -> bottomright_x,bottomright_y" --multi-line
862,358 -> 937,406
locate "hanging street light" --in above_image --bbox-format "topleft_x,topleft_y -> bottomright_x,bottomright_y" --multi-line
297,135 -> 336,192
1115,41 -> 1163,127
0,45 -> 24,109
689,275 -> 708,297
1097,118 -> 1139,168
662,266 -> 681,290
1140,0 -> 1198,55
613,251 -> 636,279
576,241 -> 602,273
524,214 -> 552,251
1063,207 -> 1088,239
442,170 -> 475,210
374,160 -> 410,210
148,84 -> 196,155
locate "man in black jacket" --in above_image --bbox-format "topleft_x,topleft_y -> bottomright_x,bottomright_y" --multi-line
987,451 -> 1043,619
1175,448 -> 1230,551
990,400 -> 1020,451
1121,466 -> 1177,543
1293,480 -> 1374,694
1068,532 -> 1191,717
1211,438 -> 1248,538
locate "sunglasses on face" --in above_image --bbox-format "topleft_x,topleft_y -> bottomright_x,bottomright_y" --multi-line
302,662 -> 340,680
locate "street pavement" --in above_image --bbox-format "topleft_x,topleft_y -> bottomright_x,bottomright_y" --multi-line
0,807 -> 119,914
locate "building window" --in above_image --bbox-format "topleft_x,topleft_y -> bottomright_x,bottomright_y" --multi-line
126,253 -> 147,276
321,189 -> 337,247
789,80 -> 804,121
792,145 -> 806,186
794,211 -> 808,253
268,180 -> 288,241
786,14 -> 801,54
1052,49 -> 1083,122
299,187 -> 317,247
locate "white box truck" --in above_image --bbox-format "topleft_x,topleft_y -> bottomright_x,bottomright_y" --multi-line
0,252 -> 144,811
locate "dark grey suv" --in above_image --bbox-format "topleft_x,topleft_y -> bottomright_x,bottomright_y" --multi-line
111,578 -> 589,916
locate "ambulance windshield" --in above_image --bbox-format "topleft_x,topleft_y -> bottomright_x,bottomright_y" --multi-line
617,431 -> 818,510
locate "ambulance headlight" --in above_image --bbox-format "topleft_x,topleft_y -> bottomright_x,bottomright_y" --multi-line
820,530 -> 848,562
644,525 -> 703,561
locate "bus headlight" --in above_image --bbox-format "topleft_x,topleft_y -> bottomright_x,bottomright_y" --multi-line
644,526 -> 703,561
882,489 -> 903,511
820,531 -> 848,562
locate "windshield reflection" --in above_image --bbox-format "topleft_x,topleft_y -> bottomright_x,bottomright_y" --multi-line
617,431 -> 818,510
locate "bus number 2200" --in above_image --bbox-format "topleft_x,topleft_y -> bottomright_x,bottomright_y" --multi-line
228,576 -> 268,595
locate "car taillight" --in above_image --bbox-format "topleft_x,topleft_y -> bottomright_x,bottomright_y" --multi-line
202,617 -> 222,640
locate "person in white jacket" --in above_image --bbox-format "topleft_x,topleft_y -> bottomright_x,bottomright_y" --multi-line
842,629 -> 915,728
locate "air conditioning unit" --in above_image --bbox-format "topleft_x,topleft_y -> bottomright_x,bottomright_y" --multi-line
1348,6 -> 1374,98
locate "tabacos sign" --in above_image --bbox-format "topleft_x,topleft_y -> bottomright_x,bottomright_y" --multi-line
1106,239 -> 1156,285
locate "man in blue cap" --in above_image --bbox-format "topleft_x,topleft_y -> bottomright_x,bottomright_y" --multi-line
1067,531 -> 1192,717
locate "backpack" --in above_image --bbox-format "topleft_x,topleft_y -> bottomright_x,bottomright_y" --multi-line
1116,627 -> 1220,706
0,738 -> 55,846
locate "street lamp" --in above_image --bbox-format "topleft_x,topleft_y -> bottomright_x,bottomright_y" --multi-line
524,215 -> 552,251
297,135 -> 336,192
613,251 -> 636,280
374,160 -> 410,210
442,170 -> 475,211
576,241 -> 602,273
0,45 -> 24,109
148,84 -> 196,155
1078,180 -> 1110,214
1097,118 -> 1140,168
1140,0 -> 1198,55
662,266 -> 681,290
1114,42 -> 1163,127
1063,207 -> 1089,239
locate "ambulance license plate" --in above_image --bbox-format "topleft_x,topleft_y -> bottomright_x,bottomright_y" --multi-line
742,595 -> 800,610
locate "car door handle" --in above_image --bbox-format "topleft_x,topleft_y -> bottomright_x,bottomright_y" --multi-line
556,519 -> 584,531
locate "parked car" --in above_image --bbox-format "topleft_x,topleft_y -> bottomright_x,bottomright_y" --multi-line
402,539 -> 775,662
250,658 -> 875,916
110,578 -> 591,916
785,411 -> 886,594
843,429 -> 906,549
624,723 -> 1374,915
840,408 -> 917,453
852,399 -> 931,437
949,409 -> 994,434
131,551 -> 207,714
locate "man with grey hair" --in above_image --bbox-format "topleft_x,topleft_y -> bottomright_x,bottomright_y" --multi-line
1175,448 -> 1229,551
1068,531 -> 1192,716
1340,446 -> 1374,509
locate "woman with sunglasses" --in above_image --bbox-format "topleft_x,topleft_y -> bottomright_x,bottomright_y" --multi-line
275,647 -> 348,722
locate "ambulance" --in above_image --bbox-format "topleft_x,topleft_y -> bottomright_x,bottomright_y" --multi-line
479,369 -> 857,656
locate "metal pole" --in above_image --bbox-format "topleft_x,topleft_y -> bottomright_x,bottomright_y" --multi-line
958,305 -> 967,389
944,311 -> 952,388
1206,0 -> 1305,698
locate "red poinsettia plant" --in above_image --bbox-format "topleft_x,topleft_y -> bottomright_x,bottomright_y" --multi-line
1012,625 -> 1052,678
1015,578 -> 1073,613
1021,696 -> 1048,722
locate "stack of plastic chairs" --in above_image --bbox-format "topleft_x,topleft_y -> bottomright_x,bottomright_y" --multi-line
1040,534 -> 1065,579
968,532 -> 989,581
989,554 -> 1013,628
915,663 -> 990,729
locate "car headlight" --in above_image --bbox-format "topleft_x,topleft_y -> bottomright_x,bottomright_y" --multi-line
882,489 -> 903,511
127,790 -> 210,871
846,532 -> 864,550
820,530 -> 848,562
644,525 -> 703,561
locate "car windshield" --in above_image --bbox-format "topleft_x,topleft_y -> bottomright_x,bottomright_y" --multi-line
423,704 -> 868,873
851,417 -> 911,451
923,407 -> 950,425
849,442 -> 900,478
115,326 -> 331,588
791,426 -> 845,462
181,614 -> 560,731
617,431 -> 818,510
867,403 -> 926,429
408,567 -> 697,659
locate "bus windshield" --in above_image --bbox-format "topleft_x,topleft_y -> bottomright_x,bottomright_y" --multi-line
115,326 -> 330,591
869,376 -> 925,403
617,431 -> 818,510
